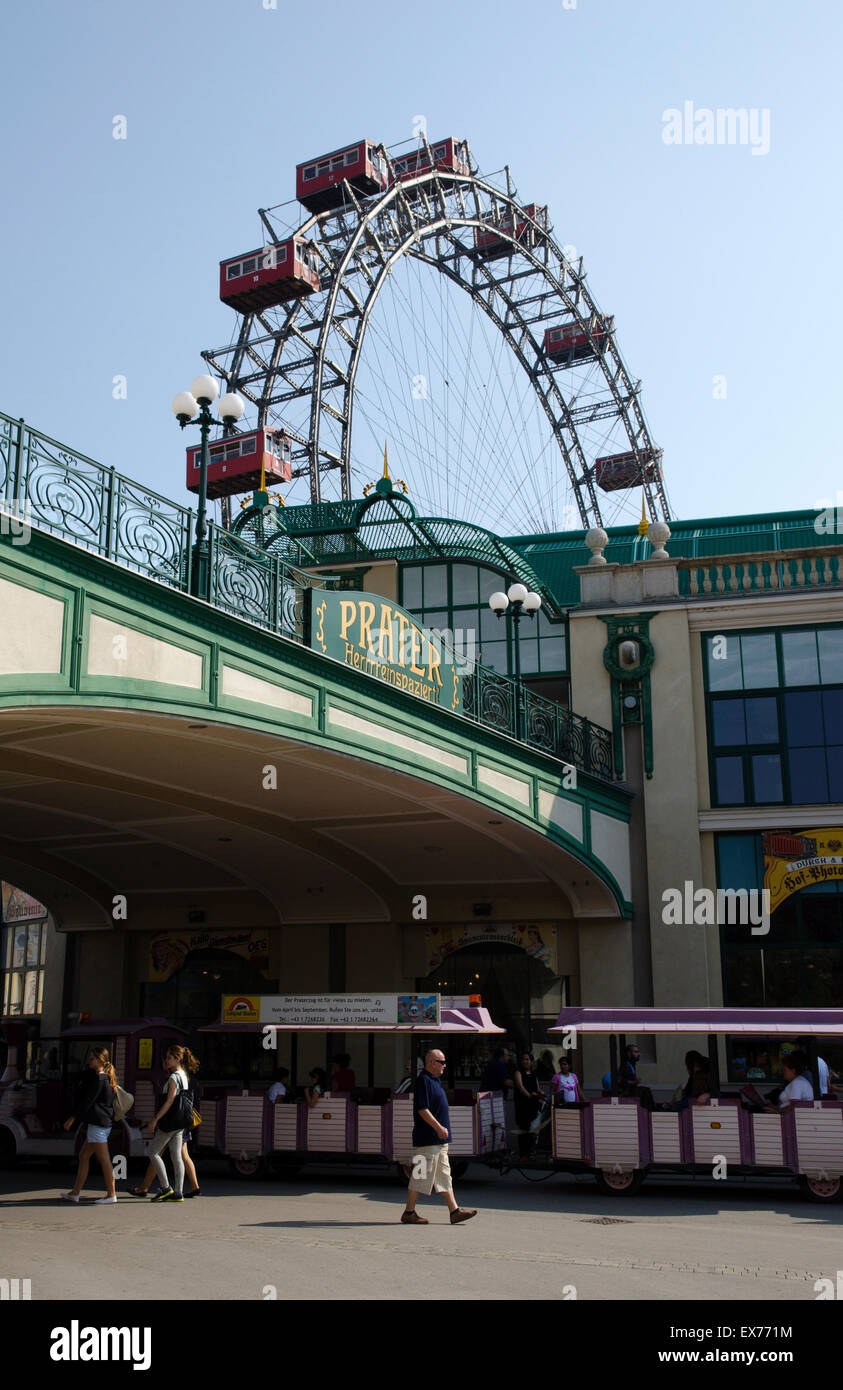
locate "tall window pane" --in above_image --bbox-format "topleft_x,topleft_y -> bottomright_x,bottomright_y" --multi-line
752,754 -> 783,803
788,747 -> 828,802
402,567 -> 422,609
716,757 -> 745,803
451,565 -> 478,605
423,566 -> 447,608
745,697 -> 779,744
818,628 -> 843,684
712,699 -> 746,746
707,635 -> 742,690
782,630 -> 819,686
785,691 -> 824,745
740,634 -> 778,689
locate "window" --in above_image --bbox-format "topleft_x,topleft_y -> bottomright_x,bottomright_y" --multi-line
706,626 -> 843,806
400,562 -> 567,680
242,257 -> 256,274
716,833 -> 843,1029
226,262 -> 241,280
330,154 -> 344,170
303,165 -> 317,181
1,913 -> 49,1018
344,147 -> 359,165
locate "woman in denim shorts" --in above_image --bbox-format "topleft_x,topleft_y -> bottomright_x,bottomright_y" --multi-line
61,1046 -> 118,1204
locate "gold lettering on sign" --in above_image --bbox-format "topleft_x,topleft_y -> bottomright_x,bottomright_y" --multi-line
358,600 -> 376,652
339,601 -> 358,642
395,611 -> 411,666
410,625 -> 425,677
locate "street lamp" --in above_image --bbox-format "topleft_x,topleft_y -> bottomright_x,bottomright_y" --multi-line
172,375 -> 245,598
488,581 -> 542,738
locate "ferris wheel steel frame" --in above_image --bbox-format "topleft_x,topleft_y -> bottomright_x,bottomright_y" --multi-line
202,138 -> 670,530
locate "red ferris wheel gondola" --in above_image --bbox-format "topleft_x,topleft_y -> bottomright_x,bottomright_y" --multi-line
219,239 -> 320,315
592,448 -> 662,493
296,140 -> 389,213
186,429 -> 292,500
544,314 -> 613,366
475,204 -> 548,259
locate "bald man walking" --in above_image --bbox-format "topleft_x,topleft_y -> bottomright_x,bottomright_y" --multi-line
401,1048 -> 477,1225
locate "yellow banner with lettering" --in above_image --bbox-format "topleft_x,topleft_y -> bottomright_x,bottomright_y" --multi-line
762,828 -> 843,912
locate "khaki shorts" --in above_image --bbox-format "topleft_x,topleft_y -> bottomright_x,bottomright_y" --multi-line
408,1143 -> 452,1195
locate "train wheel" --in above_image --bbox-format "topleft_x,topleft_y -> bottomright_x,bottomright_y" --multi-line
0,1126 -> 18,1169
595,1168 -> 644,1197
801,1175 -> 842,1203
229,1155 -> 266,1180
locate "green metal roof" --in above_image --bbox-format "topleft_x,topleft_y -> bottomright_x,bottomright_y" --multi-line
506,509 -> 837,608
236,493 -> 560,611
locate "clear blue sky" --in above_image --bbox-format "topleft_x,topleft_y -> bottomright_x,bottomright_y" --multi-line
1,0 -> 840,533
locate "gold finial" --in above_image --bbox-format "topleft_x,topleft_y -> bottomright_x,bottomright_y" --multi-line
637,492 -> 649,536
383,441 -> 390,480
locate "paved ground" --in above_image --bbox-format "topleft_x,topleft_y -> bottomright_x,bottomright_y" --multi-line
1,1160 -> 840,1301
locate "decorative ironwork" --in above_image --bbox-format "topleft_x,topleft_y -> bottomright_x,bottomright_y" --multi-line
463,662 -> 615,781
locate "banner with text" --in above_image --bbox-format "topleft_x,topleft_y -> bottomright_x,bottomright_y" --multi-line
255,993 -> 441,1027
763,827 -> 843,912
311,590 -> 464,712
149,929 -> 271,982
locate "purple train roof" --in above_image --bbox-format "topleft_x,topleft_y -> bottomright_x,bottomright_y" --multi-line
60,1018 -> 185,1038
550,1008 -> 843,1036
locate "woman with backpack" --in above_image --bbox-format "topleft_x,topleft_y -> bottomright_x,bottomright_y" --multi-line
143,1043 -> 193,1203
61,1045 -> 119,1204
128,1045 -> 201,1199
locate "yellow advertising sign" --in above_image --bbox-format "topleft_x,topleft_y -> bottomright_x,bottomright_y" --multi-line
137,1038 -> 154,1071
222,995 -> 261,1023
762,828 -> 843,912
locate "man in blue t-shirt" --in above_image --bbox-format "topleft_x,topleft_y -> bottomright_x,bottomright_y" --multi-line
401,1049 -> 477,1226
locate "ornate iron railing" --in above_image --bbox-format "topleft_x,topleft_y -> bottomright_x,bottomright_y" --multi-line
462,664 -> 614,781
0,411 -> 332,638
1,409 -> 617,780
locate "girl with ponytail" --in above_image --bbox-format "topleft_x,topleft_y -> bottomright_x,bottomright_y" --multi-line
129,1043 -> 201,1201
61,1046 -> 118,1204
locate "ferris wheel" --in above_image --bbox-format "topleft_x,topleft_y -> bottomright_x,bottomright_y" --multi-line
200,134 -> 671,536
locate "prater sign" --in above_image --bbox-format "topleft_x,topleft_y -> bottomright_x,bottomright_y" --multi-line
311,591 -> 464,712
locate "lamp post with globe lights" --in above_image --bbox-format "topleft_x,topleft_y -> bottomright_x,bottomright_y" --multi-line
172,375 -> 245,599
488,582 -> 542,740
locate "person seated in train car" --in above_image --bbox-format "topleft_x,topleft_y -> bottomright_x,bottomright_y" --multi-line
764,1051 -> 814,1113
551,1055 -> 586,1106
660,1051 -> 714,1111
304,1067 -> 328,1108
796,1037 -> 839,1096
330,1052 -> 356,1092
393,1060 -> 414,1095
609,1044 -> 656,1111
480,1046 -> 512,1095
267,1067 -> 290,1104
